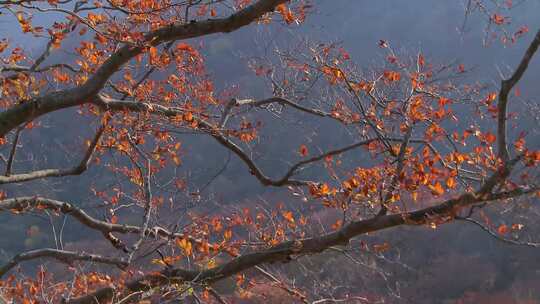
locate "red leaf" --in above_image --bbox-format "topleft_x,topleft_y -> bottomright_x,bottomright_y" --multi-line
298,144 -> 309,157
492,14 -> 506,25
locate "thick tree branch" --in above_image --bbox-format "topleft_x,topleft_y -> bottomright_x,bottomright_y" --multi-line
0,248 -> 128,278
497,28 -> 540,162
0,123 -> 105,184
0,0 -> 288,137
64,180 -> 536,304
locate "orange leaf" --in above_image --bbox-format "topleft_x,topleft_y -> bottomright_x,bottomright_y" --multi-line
373,242 -> 390,253
320,183 -> 330,195
331,220 -> 342,230
0,40 -> 8,53
172,155 -> 181,166
484,132 -> 496,144
276,4 -> 295,24
445,177 -> 456,189
224,229 -> 232,241
497,224 -> 509,235
428,182 -> 444,196
282,211 -> 295,223
514,137 -> 525,152
176,238 -> 192,256
383,70 -> 401,82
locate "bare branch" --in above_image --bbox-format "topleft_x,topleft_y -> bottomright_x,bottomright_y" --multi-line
4,125 -> 24,176
254,265 -> 308,303
233,97 -> 336,119
126,136 -> 154,261
0,197 -> 202,251
456,217 -> 540,248
0,248 -> 128,278
312,296 -> 369,304
497,28 -> 540,162
207,287 -> 230,304
378,126 -> 413,216
0,123 -> 105,184
0,63 -> 80,75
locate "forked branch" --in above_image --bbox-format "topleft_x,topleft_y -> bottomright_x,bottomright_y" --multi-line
0,123 -> 106,184
497,29 -> 540,162
0,0 -> 288,137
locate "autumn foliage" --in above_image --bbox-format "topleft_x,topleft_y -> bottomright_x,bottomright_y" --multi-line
0,0 -> 538,303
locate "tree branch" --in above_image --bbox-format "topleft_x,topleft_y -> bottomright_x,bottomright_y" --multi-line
0,0 -> 288,138
64,179 -> 536,304
0,248 -> 128,278
456,217 -> 540,248
233,97 -> 336,119
4,125 -> 24,176
0,197 -> 203,251
0,123 -> 105,184
497,28 -> 540,162
95,95 -> 366,187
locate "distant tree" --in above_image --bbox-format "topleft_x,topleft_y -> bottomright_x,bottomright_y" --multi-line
0,0 -> 538,303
